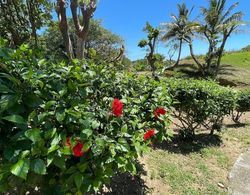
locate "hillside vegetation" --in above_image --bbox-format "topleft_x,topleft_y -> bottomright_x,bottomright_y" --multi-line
178,50 -> 250,89
222,51 -> 250,68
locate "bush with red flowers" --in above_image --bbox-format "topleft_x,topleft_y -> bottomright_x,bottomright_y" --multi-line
0,46 -> 172,194
144,129 -> 156,140
154,107 -> 167,119
112,98 -> 123,117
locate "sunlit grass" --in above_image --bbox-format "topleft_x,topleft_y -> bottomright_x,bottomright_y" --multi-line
142,122 -> 250,195
222,51 -> 250,68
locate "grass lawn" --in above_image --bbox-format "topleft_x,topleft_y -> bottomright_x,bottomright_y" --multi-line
140,113 -> 250,195
218,51 -> 250,88
221,51 -> 250,68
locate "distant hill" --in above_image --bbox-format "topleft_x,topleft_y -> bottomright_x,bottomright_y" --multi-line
241,45 -> 250,52
179,48 -> 250,89
222,51 -> 250,68
182,46 -> 250,68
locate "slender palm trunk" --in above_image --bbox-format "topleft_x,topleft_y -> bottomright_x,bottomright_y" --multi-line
164,39 -> 182,71
215,36 -> 227,76
176,39 -> 183,66
188,43 -> 204,75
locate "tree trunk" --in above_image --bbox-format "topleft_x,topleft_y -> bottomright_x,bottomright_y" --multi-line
205,43 -> 213,72
70,0 -> 96,60
188,43 -> 204,75
164,39 -> 182,70
76,36 -> 85,59
57,0 -> 74,60
215,36 -> 227,76
27,0 -> 38,47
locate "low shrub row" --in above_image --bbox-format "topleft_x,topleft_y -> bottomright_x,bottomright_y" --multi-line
163,78 -> 250,139
0,45 -> 172,193
163,78 -> 232,137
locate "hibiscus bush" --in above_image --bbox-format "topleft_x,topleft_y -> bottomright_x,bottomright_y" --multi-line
0,45 -> 172,193
164,78 -> 236,137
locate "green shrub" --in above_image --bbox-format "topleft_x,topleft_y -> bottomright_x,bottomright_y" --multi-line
205,86 -> 236,134
0,45 -> 172,193
164,78 -> 236,138
232,90 -> 250,123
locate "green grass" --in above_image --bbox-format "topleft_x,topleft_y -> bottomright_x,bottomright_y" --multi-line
179,51 -> 250,88
181,51 -> 250,69
221,51 -> 250,68
142,120 -> 250,195
145,149 -> 228,195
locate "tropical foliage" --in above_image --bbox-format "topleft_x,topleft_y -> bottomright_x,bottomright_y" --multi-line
0,44 -> 172,193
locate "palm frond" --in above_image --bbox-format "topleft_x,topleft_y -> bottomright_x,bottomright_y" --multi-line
223,12 -> 243,24
220,2 -> 239,23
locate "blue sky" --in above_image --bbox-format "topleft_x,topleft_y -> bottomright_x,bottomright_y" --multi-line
92,0 -> 250,61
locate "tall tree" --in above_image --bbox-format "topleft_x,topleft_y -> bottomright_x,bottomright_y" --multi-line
190,0 -> 244,77
0,0 -> 52,47
56,0 -> 97,60
161,3 -> 195,70
138,22 -> 160,79
42,19 -> 124,61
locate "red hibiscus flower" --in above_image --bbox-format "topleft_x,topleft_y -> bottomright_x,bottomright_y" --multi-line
144,129 -> 156,140
154,107 -> 166,119
72,142 -> 84,157
66,136 -> 71,147
112,98 -> 123,117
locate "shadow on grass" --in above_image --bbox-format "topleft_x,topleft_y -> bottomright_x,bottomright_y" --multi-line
224,123 -> 247,128
154,133 -> 223,155
97,162 -> 150,195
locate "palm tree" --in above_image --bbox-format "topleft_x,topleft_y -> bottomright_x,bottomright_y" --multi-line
199,0 -> 244,76
161,3 -> 195,70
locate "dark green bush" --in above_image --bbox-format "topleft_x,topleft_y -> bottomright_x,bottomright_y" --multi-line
164,78 -> 236,138
0,45 -> 172,193
232,90 -> 250,123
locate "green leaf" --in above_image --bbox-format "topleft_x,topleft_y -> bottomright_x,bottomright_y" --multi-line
56,111 -> 65,122
83,141 -> 92,152
66,109 -> 81,118
93,180 -> 102,192
117,156 -> 127,168
77,162 -> 88,173
0,95 -> 19,112
50,133 -> 61,146
95,137 -> 105,148
0,84 -> 12,93
31,159 -> 46,175
20,150 -> 30,158
81,129 -> 92,138
121,124 -> 128,133
44,128 -> 57,140
126,162 -> 137,175
74,173 -> 83,190
2,115 -> 26,124
45,101 -> 57,110
91,120 -> 100,129
53,157 -> 66,170
11,159 -> 30,180
25,128 -> 41,143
